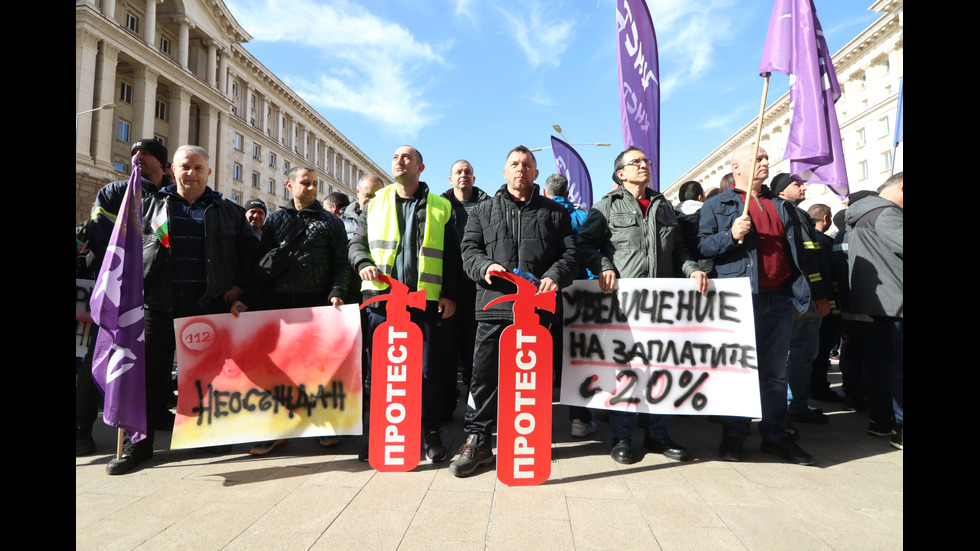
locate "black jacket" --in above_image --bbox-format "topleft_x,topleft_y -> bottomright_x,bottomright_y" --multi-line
252,200 -> 354,308
461,184 -> 577,322
142,186 -> 258,312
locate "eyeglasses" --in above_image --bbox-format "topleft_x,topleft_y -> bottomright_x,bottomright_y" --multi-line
625,158 -> 653,167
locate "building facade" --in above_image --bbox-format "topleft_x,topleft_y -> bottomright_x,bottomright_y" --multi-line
665,0 -> 903,217
75,0 -> 392,225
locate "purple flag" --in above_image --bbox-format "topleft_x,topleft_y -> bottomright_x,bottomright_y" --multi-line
759,0 -> 848,198
551,136 -> 594,209
617,0 -> 660,190
91,155 -> 147,443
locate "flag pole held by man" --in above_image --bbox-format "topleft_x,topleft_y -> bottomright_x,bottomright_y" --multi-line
90,155 -> 147,468
758,0 -> 848,199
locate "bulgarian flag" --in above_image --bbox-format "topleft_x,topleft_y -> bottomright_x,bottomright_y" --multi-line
150,209 -> 170,248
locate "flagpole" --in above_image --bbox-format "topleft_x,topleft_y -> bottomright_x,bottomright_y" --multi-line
116,428 -> 125,460
739,75 -> 771,245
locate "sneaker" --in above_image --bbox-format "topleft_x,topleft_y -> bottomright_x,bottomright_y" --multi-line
250,439 -> 288,456
570,419 -> 598,438
449,435 -> 494,477
866,418 -> 894,437
106,437 -> 153,475
890,426 -> 903,450
318,436 -> 340,448
423,430 -> 447,463
761,437 -> 814,466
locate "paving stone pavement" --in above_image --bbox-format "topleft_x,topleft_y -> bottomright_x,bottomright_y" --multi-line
76,375 -> 902,550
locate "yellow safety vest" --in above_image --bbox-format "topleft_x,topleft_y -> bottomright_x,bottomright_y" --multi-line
362,185 -> 452,299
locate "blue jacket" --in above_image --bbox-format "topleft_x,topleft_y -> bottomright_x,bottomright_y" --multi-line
696,186 -> 813,314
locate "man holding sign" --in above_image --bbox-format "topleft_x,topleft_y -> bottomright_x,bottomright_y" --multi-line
452,146 -> 577,478
697,144 -> 818,466
577,146 -> 708,464
349,145 -> 461,464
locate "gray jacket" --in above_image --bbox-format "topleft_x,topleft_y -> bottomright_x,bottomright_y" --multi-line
577,187 -> 699,279
844,195 -> 903,318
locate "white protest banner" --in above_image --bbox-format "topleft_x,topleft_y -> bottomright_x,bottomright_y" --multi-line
171,305 -> 363,450
559,277 -> 761,418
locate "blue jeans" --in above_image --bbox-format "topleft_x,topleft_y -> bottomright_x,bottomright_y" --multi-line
787,317 -> 821,415
610,411 -> 668,440
722,289 -> 794,441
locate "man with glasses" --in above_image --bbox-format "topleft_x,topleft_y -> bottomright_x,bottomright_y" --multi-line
577,146 -> 708,465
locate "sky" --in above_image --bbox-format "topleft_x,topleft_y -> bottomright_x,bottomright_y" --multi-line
223,0 -> 880,202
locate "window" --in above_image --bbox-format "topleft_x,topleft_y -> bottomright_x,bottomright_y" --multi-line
232,82 -> 239,96
252,173 -> 259,188
155,100 -> 166,121
269,153 -> 277,167
233,163 -> 242,181
856,128 -> 866,148
859,161 -> 869,179
268,179 -> 275,193
879,116 -> 890,137
283,160 -> 290,175
119,82 -> 132,104
250,95 -> 256,108
117,120 -> 130,142
159,36 -> 171,55
882,151 -> 893,171
125,12 -> 140,34
233,134 -> 243,151
113,161 -> 128,173
252,144 -> 261,159
282,186 -> 290,200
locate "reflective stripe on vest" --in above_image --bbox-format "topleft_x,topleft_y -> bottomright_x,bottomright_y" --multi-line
362,185 -> 451,299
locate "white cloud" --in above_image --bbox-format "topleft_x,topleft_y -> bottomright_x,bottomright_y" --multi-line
493,3 -> 574,68
640,0 -> 743,99
225,0 -> 448,138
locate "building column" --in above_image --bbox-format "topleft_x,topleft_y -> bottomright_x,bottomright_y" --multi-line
168,88 -> 191,148
205,40 -> 217,88
217,47 -> 228,96
258,94 -> 268,135
143,0 -> 158,48
76,28 -> 101,159
177,17 -> 191,69
199,102 -> 220,184
297,124 -> 307,159
92,41 -> 119,168
132,66 -> 159,141
100,0 -> 115,19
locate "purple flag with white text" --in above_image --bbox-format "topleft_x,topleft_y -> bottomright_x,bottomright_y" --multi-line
551,136 -> 594,209
91,155 -> 147,443
759,0 -> 848,198
616,0 -> 660,190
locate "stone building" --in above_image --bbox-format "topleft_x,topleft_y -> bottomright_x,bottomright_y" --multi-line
75,0 -> 391,225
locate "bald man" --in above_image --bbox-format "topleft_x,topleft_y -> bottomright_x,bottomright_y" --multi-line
697,144 -> 819,466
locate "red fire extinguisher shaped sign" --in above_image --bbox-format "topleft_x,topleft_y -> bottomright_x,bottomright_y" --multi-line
487,271 -> 555,486
361,275 -> 425,472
